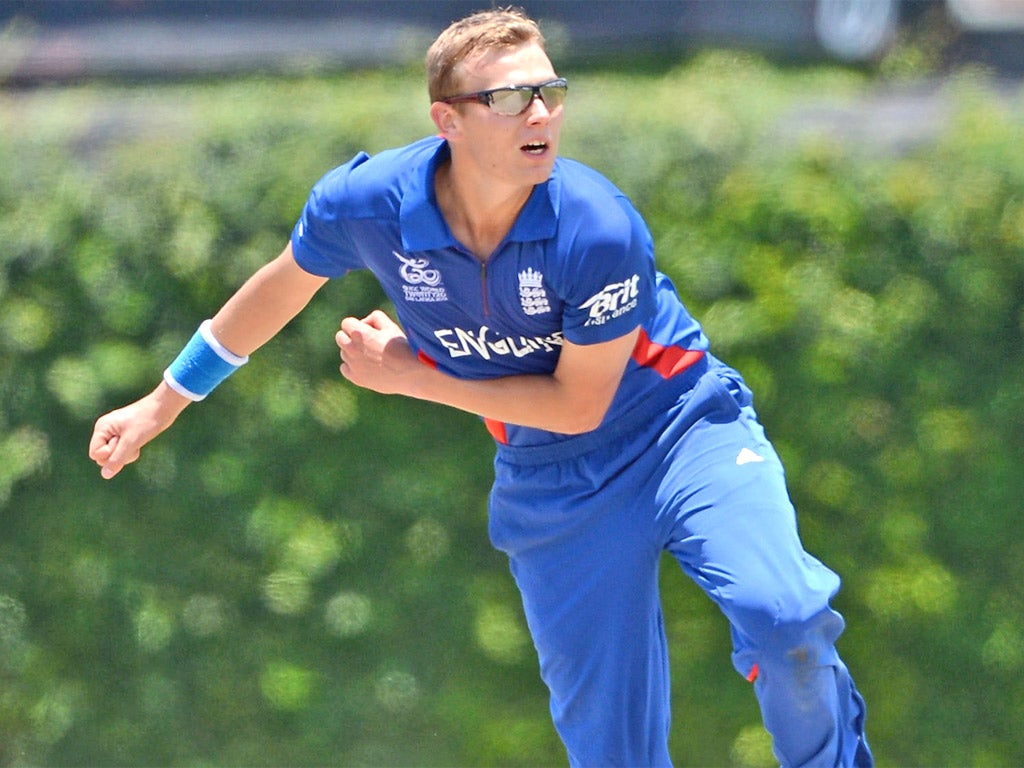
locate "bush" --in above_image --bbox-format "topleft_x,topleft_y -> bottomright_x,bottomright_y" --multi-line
1,58 -> 1022,766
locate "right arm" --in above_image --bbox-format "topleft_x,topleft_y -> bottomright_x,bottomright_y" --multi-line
88,243 -> 327,479
207,242 -> 329,357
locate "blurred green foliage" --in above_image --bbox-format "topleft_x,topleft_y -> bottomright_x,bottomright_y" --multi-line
1,55 -> 1023,766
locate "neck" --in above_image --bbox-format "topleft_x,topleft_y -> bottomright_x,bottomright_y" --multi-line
435,160 -> 533,262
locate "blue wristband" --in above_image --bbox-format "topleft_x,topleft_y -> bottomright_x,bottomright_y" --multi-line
163,320 -> 249,401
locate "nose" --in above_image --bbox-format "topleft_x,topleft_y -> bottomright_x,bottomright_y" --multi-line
525,92 -> 552,122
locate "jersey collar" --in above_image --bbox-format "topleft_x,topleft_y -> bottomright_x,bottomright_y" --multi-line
400,138 -> 558,253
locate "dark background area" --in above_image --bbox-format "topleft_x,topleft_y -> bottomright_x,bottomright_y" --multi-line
2,0 -> 1022,85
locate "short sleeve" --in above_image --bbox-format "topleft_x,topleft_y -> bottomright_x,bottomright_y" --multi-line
290,152 -> 370,278
557,193 -> 657,345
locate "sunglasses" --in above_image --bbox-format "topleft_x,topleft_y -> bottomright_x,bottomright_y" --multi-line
442,78 -> 568,116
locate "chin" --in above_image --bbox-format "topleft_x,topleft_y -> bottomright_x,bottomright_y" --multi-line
523,157 -> 557,183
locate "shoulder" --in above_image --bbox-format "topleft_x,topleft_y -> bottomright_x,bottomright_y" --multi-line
550,158 -> 648,244
309,136 -> 443,215
553,157 -> 626,205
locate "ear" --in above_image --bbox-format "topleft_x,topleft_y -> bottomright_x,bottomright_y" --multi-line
430,101 -> 460,140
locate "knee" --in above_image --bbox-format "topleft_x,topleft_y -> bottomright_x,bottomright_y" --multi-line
730,580 -> 845,666
745,603 -> 846,671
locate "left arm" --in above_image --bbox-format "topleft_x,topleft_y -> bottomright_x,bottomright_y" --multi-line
336,310 -> 637,434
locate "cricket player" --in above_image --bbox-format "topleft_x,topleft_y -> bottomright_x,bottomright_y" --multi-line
90,8 -> 872,766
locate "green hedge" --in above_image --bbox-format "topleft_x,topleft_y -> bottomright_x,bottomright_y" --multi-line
1,56 -> 1023,766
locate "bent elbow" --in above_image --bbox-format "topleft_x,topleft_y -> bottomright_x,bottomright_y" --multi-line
559,401 -> 611,435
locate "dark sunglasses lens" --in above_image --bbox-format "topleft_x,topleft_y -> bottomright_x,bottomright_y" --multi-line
539,84 -> 567,108
489,88 -> 532,115
488,84 -> 567,115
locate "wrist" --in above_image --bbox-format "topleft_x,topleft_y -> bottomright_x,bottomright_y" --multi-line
164,319 -> 249,401
152,379 -> 193,415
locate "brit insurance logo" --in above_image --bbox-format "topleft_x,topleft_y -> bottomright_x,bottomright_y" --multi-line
394,251 -> 448,303
517,268 -> 551,316
580,274 -> 640,326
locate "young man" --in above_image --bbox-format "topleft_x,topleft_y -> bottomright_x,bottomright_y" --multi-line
89,9 -> 872,767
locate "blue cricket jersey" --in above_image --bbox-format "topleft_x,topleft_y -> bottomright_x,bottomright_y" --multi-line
291,136 -> 709,447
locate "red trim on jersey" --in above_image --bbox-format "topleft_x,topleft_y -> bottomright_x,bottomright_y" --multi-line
417,349 -> 438,369
631,328 -> 705,379
746,663 -> 760,683
484,418 -> 509,444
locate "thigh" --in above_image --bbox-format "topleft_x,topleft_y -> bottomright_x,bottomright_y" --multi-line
489,441 -> 666,681
658,376 -> 841,634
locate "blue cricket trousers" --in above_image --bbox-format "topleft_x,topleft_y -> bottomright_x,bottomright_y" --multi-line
489,359 -> 872,767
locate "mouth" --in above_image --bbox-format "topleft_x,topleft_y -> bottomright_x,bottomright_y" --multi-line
521,141 -> 549,156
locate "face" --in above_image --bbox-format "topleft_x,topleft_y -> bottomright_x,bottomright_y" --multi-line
431,42 -> 564,190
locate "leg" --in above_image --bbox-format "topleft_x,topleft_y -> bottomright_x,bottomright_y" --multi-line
660,374 -> 872,767
488,446 -> 674,767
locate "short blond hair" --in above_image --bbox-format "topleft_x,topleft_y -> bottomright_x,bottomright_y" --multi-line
425,7 -> 546,103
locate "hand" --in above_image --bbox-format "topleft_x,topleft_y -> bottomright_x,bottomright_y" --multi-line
335,310 -> 420,396
88,384 -> 189,479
